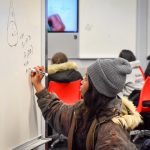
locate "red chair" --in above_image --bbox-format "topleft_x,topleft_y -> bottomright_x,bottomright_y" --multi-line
131,77 -> 150,142
136,77 -> 150,112
48,80 -> 81,104
47,80 -> 81,148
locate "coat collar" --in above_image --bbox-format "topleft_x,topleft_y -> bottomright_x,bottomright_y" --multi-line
112,97 -> 142,130
48,61 -> 78,75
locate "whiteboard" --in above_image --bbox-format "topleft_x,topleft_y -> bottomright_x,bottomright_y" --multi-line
0,0 -> 45,149
79,0 -> 137,58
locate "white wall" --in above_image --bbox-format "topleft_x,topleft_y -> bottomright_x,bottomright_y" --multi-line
148,0 -> 150,56
136,0 -> 148,69
47,0 -> 150,70
79,0 -> 137,58
48,0 -> 137,59
48,33 -> 79,58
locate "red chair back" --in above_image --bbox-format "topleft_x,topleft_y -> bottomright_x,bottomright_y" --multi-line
136,77 -> 150,112
48,80 -> 81,104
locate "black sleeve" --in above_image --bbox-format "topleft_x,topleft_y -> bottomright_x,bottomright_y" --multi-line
145,62 -> 150,78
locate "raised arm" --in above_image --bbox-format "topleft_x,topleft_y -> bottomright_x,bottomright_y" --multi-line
30,66 -> 76,136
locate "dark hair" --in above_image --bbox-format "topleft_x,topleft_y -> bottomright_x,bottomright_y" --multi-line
84,76 -> 114,121
119,49 -> 136,62
76,76 -> 115,144
51,52 -> 68,64
147,55 -> 150,60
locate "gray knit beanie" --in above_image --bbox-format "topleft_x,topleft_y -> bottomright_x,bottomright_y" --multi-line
87,58 -> 132,97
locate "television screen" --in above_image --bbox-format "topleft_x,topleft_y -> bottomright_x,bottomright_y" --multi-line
47,0 -> 78,32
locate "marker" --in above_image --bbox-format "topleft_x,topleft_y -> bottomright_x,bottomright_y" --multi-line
31,68 -> 48,77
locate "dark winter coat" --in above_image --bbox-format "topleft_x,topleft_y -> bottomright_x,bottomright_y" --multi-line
36,89 -> 142,150
48,61 -> 83,83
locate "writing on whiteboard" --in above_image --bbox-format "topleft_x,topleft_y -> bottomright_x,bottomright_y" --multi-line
7,0 -> 18,47
20,33 -> 34,72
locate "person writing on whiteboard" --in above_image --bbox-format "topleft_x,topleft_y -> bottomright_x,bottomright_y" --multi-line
31,58 -> 142,150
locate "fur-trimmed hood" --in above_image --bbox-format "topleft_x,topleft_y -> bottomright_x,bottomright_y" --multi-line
112,97 -> 143,130
48,61 -> 78,75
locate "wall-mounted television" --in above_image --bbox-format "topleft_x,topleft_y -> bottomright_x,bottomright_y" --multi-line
47,0 -> 79,32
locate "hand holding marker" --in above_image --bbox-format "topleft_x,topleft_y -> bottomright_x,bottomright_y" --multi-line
31,68 -> 48,77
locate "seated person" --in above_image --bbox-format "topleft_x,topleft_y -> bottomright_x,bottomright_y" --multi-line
118,49 -> 145,106
145,55 -> 150,79
48,52 -> 83,83
47,52 -> 82,146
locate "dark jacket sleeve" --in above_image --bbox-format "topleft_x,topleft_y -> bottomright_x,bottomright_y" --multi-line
145,62 -> 150,78
35,88 -> 76,136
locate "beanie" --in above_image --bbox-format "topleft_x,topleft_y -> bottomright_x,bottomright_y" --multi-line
87,58 -> 132,97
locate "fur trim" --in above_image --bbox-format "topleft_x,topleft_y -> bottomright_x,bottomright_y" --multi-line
112,97 -> 143,130
48,61 -> 78,75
